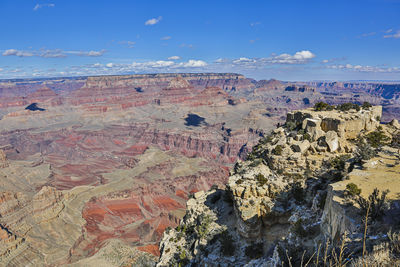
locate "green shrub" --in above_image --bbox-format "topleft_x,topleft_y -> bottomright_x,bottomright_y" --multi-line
255,173 -> 268,186
336,102 -> 360,112
178,249 -> 190,266
285,121 -> 297,131
196,214 -> 212,239
365,128 -> 390,148
329,155 -> 351,171
346,183 -> 361,197
362,102 -> 372,109
356,188 -> 389,220
314,101 -> 334,111
272,145 -> 283,155
356,141 -> 377,161
260,134 -> 273,144
245,243 -> 264,259
303,133 -> 311,141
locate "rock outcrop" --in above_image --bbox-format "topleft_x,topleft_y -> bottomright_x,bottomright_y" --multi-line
286,105 -> 382,140
157,104 -> 400,266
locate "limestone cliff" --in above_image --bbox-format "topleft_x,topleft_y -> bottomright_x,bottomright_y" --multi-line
157,104 -> 400,266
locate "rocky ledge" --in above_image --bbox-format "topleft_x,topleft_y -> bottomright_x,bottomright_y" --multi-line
157,103 -> 400,266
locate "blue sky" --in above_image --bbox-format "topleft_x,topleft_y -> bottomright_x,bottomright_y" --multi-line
0,0 -> 399,81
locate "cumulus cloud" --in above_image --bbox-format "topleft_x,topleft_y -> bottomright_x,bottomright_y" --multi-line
161,36 -> 171,40
132,60 -> 175,68
69,50 -> 107,57
327,64 -> 400,73
384,30 -> 400,39
78,59 -> 209,76
40,49 -> 66,58
214,58 -> 228,63
145,16 -> 162,25
233,57 -> 255,64
267,50 -> 316,64
180,60 -> 207,67
33,3 -> 55,11
213,50 -> 316,69
3,49 -> 34,57
168,56 -> 180,60
2,48 -> 106,58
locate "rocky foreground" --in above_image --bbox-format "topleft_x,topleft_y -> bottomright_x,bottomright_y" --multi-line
158,103 -> 400,266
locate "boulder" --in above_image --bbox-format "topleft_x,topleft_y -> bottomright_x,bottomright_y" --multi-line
325,131 -> 339,152
291,140 -> 310,154
194,190 -> 205,199
389,119 -> 400,129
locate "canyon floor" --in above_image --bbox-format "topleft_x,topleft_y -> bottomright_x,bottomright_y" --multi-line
0,73 -> 399,266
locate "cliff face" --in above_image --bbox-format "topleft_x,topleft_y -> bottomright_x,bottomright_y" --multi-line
157,105 -> 400,266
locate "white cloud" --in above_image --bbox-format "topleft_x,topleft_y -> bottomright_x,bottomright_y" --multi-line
40,49 -> 66,58
2,48 -> 106,58
33,3 -> 55,11
233,57 -> 255,64
250,22 -> 261,27
216,50 -> 316,68
180,60 -> 207,67
384,30 -> 400,39
327,64 -> 400,73
3,49 -> 34,57
267,50 -> 316,64
0,68 -> 3,72
385,29 -> 393,34
161,36 -> 171,40
168,56 -> 180,60
142,60 -> 175,68
214,58 -> 228,63
322,59 -> 329,63
106,63 -> 114,68
145,16 -> 162,25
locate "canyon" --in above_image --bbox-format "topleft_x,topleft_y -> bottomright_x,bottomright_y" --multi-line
0,73 -> 400,266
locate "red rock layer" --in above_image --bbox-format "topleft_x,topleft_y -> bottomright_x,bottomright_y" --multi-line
75,166 -> 228,260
